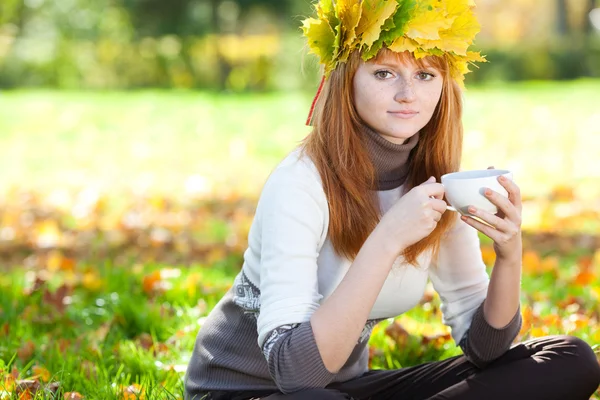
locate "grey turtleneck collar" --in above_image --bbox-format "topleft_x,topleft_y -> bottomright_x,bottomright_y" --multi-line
362,124 -> 420,191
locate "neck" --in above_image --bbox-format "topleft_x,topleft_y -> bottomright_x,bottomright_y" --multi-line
362,124 -> 419,190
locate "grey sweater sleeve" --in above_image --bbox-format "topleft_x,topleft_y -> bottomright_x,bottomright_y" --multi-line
460,301 -> 522,368
263,321 -> 335,393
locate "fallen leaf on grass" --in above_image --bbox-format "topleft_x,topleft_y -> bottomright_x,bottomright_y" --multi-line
421,332 -> 452,348
46,251 -> 76,272
529,326 -> 548,337
135,333 -> 170,355
43,285 -> 71,314
136,333 -> 153,351
142,271 -> 162,295
563,313 -> 592,332
82,270 -> 104,292
15,380 -> 40,398
384,322 -> 411,346
574,270 -> 596,286
120,383 -> 144,400
1,367 -> 18,392
64,392 -> 85,399
517,305 -> 534,339
31,366 -> 51,383
542,314 -> 561,328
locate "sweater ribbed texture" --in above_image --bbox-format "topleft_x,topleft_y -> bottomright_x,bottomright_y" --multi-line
461,302 -> 522,368
362,125 -> 419,190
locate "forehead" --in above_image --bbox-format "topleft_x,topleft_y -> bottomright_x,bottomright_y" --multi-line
369,50 -> 434,69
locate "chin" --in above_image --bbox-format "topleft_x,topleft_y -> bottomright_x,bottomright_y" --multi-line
388,130 -> 416,140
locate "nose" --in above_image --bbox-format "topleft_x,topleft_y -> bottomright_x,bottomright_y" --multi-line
394,79 -> 416,103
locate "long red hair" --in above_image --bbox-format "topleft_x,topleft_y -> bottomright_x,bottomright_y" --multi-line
301,48 -> 463,264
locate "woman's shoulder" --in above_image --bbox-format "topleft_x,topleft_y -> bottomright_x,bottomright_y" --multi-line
255,147 -> 328,216
265,147 -> 323,190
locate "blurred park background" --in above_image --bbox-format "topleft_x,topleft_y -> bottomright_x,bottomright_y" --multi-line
1,0 -> 600,399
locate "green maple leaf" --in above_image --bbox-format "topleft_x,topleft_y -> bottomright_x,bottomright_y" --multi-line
302,17 -> 336,70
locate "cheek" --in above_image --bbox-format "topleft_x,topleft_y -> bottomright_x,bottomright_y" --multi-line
356,82 -> 380,113
424,86 -> 443,113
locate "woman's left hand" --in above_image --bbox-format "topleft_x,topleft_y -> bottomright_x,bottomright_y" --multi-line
460,168 -> 522,263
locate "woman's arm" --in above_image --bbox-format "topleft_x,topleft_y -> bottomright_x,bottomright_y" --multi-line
310,224 -> 397,373
484,253 -> 522,328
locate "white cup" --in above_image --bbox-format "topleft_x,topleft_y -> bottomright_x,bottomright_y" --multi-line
440,169 -> 513,215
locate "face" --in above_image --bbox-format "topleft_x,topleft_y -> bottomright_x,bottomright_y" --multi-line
352,52 -> 444,144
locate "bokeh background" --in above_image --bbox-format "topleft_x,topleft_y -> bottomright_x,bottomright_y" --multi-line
1,1 -> 599,399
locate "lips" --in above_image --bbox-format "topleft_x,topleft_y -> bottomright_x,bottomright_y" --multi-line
388,110 -> 419,119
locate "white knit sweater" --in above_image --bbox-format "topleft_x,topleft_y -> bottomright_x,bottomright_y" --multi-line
245,148 -> 489,349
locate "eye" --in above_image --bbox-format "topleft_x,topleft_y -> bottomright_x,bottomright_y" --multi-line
374,70 -> 393,80
416,71 -> 436,81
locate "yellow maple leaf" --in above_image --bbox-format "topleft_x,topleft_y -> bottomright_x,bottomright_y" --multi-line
463,50 -> 486,62
448,50 -> 486,84
442,0 -> 471,17
404,1 -> 454,41
413,47 -> 431,59
414,0 -> 479,55
336,0 -> 363,62
388,35 -> 419,53
449,8 -> 481,41
416,26 -> 473,55
356,0 -> 398,49
302,17 -> 336,69
440,6 -> 480,54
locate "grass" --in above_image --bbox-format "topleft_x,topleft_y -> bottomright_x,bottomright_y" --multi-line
0,79 -> 599,199
0,82 -> 599,398
0,260 -> 236,399
1,243 -> 599,398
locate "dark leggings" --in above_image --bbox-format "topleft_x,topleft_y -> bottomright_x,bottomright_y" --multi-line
206,335 -> 600,400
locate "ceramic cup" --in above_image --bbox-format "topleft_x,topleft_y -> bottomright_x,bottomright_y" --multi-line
440,169 -> 513,215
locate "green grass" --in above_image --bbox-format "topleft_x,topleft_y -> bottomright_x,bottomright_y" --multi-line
0,261 -> 235,399
1,247 -> 598,399
0,80 -> 599,199
0,83 -> 599,398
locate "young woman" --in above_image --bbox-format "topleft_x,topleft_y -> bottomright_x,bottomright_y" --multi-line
185,1 -> 600,399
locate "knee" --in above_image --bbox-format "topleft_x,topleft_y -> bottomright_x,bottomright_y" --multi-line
555,335 -> 600,389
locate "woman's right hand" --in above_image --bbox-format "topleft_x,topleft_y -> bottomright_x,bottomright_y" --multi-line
379,176 -> 447,255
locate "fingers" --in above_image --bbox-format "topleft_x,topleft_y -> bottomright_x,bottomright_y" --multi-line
429,198 -> 448,214
498,175 -> 522,210
466,205 -> 512,233
482,188 -> 519,222
418,177 -> 447,217
420,181 -> 445,199
461,214 -> 503,241
481,186 -> 522,225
